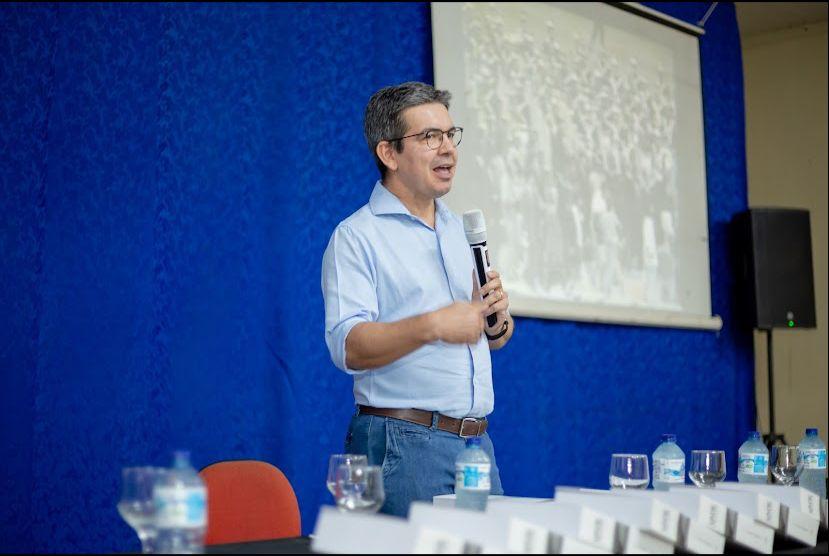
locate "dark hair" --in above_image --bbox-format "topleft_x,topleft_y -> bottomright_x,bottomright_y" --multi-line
363,82 -> 452,178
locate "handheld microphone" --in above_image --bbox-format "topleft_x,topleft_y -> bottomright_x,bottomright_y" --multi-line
463,210 -> 498,328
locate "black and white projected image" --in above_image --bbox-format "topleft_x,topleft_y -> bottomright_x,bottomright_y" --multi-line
435,3 -> 714,326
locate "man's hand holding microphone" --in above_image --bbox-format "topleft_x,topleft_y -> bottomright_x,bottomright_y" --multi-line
430,267 -> 510,345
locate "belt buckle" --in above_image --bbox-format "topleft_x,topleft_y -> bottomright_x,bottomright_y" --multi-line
459,417 -> 480,438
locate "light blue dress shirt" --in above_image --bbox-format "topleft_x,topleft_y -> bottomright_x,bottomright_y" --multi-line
322,181 -> 493,419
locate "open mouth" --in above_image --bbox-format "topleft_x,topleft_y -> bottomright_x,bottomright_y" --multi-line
433,164 -> 454,179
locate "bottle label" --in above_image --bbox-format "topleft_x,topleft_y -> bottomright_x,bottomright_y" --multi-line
738,454 -> 769,475
154,485 -> 207,528
800,448 -> 827,470
455,462 -> 491,491
653,458 -> 685,483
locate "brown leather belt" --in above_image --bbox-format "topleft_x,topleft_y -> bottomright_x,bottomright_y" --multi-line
357,405 -> 488,438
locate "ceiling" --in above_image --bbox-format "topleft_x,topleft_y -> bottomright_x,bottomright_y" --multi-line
735,2 -> 828,37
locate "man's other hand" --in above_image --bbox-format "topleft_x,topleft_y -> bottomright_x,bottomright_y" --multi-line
431,301 -> 486,344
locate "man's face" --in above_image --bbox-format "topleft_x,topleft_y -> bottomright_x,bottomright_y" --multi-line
392,103 -> 458,200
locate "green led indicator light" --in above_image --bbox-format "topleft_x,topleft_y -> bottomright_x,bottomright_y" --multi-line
788,320 -> 795,327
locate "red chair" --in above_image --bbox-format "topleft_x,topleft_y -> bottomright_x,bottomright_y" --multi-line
199,460 -> 301,545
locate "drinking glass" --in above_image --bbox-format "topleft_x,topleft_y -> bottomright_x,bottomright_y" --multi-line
117,467 -> 164,553
689,450 -> 726,487
609,454 -> 649,489
334,464 -> 385,513
327,454 -> 368,497
771,445 -> 802,486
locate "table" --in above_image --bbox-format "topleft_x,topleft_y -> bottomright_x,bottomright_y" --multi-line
206,535 -> 827,554
207,536 -> 313,554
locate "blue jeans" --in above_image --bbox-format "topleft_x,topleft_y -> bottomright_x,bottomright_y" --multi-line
344,410 -> 504,517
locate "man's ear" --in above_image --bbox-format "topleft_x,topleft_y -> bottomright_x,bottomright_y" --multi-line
376,141 -> 399,173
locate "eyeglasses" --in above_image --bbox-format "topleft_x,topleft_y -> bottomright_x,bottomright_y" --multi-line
387,127 -> 463,150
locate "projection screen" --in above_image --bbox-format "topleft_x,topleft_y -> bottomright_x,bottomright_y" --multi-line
432,2 -> 722,330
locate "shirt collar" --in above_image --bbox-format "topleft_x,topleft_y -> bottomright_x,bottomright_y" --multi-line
369,181 -> 452,224
369,181 -> 409,216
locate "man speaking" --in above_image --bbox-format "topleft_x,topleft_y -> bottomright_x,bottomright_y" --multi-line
321,81 -> 514,516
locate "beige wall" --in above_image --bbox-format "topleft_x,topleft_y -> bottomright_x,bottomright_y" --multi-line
741,21 -> 828,443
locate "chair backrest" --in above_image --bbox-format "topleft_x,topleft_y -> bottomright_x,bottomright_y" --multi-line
199,460 -> 301,545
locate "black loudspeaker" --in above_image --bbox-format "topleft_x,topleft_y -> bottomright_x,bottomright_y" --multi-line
732,208 -> 816,330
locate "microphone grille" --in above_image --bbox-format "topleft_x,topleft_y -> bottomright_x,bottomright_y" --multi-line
463,210 -> 487,244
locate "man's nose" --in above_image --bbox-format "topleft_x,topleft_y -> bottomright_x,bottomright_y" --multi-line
438,133 -> 457,155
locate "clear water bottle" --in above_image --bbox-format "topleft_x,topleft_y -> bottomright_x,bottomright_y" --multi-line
798,428 -> 827,500
652,434 -> 685,491
455,437 -> 491,511
737,431 -> 769,484
154,451 -> 208,553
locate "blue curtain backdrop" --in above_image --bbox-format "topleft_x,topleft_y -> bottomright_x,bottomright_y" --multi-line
0,2 -> 752,552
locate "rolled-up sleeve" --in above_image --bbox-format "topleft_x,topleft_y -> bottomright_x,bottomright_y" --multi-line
321,225 -> 378,373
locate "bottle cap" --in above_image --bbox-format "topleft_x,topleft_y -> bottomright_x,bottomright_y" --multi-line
465,437 -> 482,447
749,431 -> 761,440
661,434 -> 676,443
806,428 -> 818,436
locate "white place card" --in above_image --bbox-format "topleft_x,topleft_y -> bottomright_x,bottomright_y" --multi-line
670,485 -> 778,553
696,492 -> 729,535
716,483 -> 820,545
805,488 -> 823,522
822,498 -> 828,528
679,516 -> 727,554
506,517 -> 551,553
617,525 -> 676,554
726,511 -> 775,554
757,494 -> 778,529
555,487 -> 668,554
634,489 -> 727,536
311,505 -> 416,554
708,484 -> 780,529
670,484 -> 777,529
408,501 -> 510,552
716,483 -> 820,521
608,489 -> 725,553
556,536 -> 613,554
778,505 -> 820,546
555,487 -> 679,547
502,515 -> 612,554
487,499 -> 616,552
411,527 -> 467,554
577,506 -> 622,552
